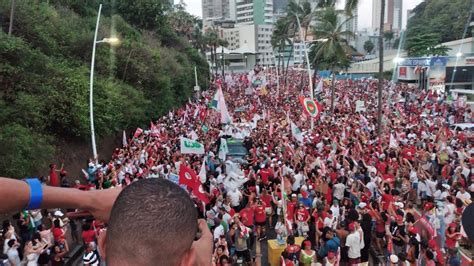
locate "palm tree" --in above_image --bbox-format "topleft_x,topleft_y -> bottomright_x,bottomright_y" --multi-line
309,6 -> 353,114
285,0 -> 314,41
272,18 -> 290,75
377,0 -> 385,135
204,28 -> 224,78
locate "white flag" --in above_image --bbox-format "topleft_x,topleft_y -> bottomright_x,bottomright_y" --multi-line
198,159 -> 206,184
218,138 -> 229,161
122,130 -> 128,147
211,87 -> 233,124
315,79 -> 323,93
389,133 -> 399,148
189,130 -> 198,140
180,137 -> 205,154
290,120 -> 304,143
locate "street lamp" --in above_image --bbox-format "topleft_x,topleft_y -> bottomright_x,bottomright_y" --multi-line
89,4 -> 120,162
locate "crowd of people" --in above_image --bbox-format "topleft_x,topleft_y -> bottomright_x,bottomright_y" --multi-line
2,66 -> 473,266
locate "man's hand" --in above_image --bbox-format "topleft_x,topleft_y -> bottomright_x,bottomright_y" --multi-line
78,188 -> 122,222
190,219 -> 213,266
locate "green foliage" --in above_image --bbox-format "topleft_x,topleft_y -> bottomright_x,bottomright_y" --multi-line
0,123 -> 55,178
363,40 -> 374,54
405,0 -> 471,49
0,0 -> 209,177
309,7 -> 353,71
405,32 -> 451,57
115,0 -> 171,30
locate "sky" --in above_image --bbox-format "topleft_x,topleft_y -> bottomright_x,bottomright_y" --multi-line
176,0 -> 423,31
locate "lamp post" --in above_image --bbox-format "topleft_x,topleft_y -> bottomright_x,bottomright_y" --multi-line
90,4 -> 119,162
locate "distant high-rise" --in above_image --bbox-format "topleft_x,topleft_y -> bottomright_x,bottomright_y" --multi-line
273,0 -> 289,14
202,0 -> 236,28
372,0 -> 402,33
236,0 -> 274,25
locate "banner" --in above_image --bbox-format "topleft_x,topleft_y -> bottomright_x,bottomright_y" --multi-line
180,137 -> 205,154
429,57 -> 447,92
355,100 -> 366,112
290,121 -> 303,143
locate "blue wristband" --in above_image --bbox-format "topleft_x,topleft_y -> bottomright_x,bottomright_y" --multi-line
24,178 -> 43,210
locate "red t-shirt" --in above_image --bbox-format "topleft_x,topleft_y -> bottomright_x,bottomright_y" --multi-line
52,228 -> 63,241
376,162 -> 388,175
50,168 -> 59,187
259,168 -> 273,184
381,193 -> 394,211
287,202 -> 297,221
239,208 -> 254,227
260,194 -> 272,207
254,204 -> 266,223
295,208 -> 309,222
82,230 -> 96,243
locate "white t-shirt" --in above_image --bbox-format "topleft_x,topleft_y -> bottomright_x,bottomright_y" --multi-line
7,248 -> 21,266
213,224 -> 225,240
330,205 -> 340,219
456,191 -> 471,201
444,203 -> 456,225
324,216 -> 336,230
333,183 -> 345,200
227,190 -> 242,207
292,173 -> 304,191
346,230 -> 365,259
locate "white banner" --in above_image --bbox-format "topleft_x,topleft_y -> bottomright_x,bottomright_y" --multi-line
180,137 -> 205,154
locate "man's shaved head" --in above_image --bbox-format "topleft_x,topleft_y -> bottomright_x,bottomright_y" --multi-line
106,179 -> 197,265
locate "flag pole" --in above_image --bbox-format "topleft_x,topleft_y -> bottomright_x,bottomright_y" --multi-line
295,9 -> 314,130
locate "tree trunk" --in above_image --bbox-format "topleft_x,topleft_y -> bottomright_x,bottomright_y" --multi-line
377,0 -> 385,136
285,45 -> 294,85
330,72 -> 336,114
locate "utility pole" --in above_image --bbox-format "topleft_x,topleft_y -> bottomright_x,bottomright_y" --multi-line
377,0 -> 385,136
8,0 -> 15,36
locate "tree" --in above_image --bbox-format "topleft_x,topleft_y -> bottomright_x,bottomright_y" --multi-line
383,31 -> 394,49
405,32 -> 451,57
285,0 -> 314,41
363,40 -> 374,54
405,0 -> 471,44
309,6 -> 353,114
272,18 -> 292,79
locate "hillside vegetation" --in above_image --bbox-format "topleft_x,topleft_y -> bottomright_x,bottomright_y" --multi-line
0,0 -> 209,177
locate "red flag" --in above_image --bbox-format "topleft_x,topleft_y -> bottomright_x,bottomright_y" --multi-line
299,96 -> 322,118
193,183 -> 210,204
199,106 -> 207,121
133,128 -> 143,138
179,163 -> 198,189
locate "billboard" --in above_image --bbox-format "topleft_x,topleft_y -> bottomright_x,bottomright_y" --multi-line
429,57 -> 447,92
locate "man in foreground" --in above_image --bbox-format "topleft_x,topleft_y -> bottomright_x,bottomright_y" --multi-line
0,177 -> 213,266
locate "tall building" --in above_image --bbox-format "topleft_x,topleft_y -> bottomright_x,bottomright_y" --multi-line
372,0 -> 402,33
202,0 -> 236,28
236,0 -> 273,25
273,0 -> 289,14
